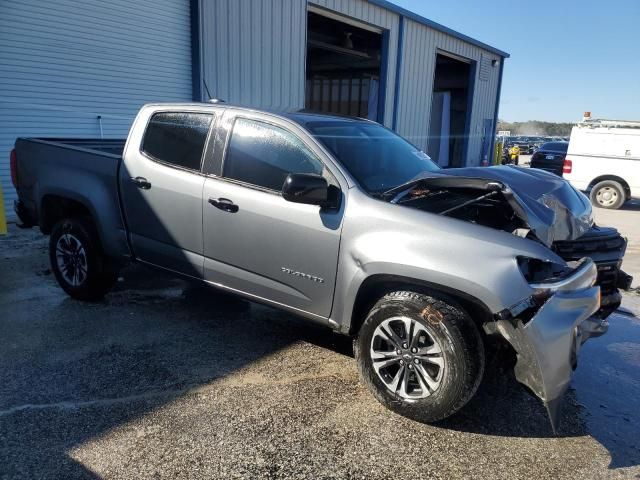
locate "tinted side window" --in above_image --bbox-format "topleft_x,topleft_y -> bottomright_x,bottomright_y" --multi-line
142,112 -> 213,170
223,118 -> 323,190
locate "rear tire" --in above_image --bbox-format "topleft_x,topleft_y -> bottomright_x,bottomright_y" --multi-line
49,218 -> 117,301
590,180 -> 625,209
355,291 -> 484,423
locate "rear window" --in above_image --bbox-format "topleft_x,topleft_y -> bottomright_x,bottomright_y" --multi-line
541,142 -> 568,152
142,112 -> 213,171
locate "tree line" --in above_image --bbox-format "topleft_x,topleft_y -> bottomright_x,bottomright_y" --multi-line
497,120 -> 574,136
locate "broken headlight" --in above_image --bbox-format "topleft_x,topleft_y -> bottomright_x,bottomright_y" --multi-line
499,257 -> 598,323
517,257 -> 570,284
519,257 -> 597,292
518,257 -> 598,308
512,257 -> 573,320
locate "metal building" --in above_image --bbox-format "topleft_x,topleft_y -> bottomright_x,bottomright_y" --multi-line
0,0 -> 194,218
198,0 -> 507,168
0,0 -> 507,219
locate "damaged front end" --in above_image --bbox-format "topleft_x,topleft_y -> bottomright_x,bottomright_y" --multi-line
386,166 -> 633,430
388,166 -> 594,248
486,258 -> 602,431
389,165 -> 632,320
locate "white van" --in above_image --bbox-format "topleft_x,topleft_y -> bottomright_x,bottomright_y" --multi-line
564,116 -> 640,209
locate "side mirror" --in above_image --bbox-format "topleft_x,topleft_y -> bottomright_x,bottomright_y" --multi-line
282,173 -> 339,209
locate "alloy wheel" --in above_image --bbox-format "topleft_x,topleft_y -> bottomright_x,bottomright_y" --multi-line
370,316 -> 445,399
55,233 -> 88,287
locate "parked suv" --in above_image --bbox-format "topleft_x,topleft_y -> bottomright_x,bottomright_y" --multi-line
11,104 -> 632,429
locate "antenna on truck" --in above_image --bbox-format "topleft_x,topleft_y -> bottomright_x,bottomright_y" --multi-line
203,78 -> 213,100
202,79 -> 226,104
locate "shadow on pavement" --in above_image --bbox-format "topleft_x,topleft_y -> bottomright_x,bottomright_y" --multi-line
1,261 -> 639,476
0,264 -> 352,478
620,200 -> 640,212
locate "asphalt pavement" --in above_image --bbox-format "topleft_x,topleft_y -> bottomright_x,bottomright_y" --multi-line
1,222 -> 639,479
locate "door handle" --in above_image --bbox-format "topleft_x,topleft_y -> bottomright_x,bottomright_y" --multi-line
131,176 -> 151,189
208,197 -> 239,213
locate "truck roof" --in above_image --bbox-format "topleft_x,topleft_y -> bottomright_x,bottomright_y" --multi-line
142,102 -> 374,127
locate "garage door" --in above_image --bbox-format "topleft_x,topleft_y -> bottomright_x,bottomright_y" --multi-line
0,0 -> 193,219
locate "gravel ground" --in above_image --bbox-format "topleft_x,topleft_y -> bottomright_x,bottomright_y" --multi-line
1,223 -> 639,479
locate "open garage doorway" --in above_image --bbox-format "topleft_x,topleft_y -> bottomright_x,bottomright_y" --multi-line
428,53 -> 473,167
305,9 -> 386,122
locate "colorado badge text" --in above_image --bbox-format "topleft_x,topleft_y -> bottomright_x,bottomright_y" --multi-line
281,267 -> 325,284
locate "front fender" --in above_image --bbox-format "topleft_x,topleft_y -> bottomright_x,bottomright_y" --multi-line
330,189 -> 562,333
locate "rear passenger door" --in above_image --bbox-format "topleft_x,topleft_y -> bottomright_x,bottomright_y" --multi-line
202,111 -> 345,319
120,110 -> 214,278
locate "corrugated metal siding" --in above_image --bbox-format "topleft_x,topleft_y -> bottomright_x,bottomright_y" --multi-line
197,1 -> 501,165
394,18 -> 501,165
0,0 -> 192,218
199,0 -> 399,127
309,0 -> 399,127
199,0 -> 307,111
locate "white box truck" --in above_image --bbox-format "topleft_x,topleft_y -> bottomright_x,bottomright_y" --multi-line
564,115 -> 640,209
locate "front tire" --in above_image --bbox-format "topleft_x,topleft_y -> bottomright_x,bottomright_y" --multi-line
355,291 -> 484,423
49,218 -> 117,301
590,180 -> 625,209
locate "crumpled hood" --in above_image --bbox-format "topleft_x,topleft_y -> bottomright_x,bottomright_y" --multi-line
425,165 -> 593,246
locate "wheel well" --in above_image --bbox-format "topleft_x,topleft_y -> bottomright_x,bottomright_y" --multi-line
349,274 -> 493,336
589,175 -> 631,199
40,195 -> 93,234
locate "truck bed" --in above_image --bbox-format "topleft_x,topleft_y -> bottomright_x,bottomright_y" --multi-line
13,137 -> 130,259
28,138 -> 127,156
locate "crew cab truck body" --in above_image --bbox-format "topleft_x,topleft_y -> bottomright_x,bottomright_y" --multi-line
12,103 -> 633,430
564,118 -> 640,209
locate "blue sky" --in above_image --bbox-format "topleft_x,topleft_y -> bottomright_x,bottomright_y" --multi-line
389,0 -> 640,123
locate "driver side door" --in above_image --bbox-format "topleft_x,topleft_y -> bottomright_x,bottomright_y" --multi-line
202,112 -> 345,319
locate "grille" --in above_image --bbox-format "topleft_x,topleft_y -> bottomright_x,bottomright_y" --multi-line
553,234 -> 626,257
553,227 -> 626,295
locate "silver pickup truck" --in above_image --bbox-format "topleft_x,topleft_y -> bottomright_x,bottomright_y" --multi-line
11,103 -> 632,430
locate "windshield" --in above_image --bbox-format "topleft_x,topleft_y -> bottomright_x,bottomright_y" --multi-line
305,121 -> 440,193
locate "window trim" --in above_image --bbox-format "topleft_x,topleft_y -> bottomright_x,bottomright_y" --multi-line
219,115 -> 330,194
139,110 -> 215,174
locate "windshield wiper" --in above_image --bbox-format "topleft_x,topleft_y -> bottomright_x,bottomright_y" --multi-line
438,190 -> 499,216
379,176 -> 430,199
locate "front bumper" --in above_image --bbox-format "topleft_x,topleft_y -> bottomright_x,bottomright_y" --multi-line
492,258 -> 601,431
553,226 -> 631,318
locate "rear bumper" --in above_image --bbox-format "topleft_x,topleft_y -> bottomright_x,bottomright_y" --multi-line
493,258 -> 601,430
